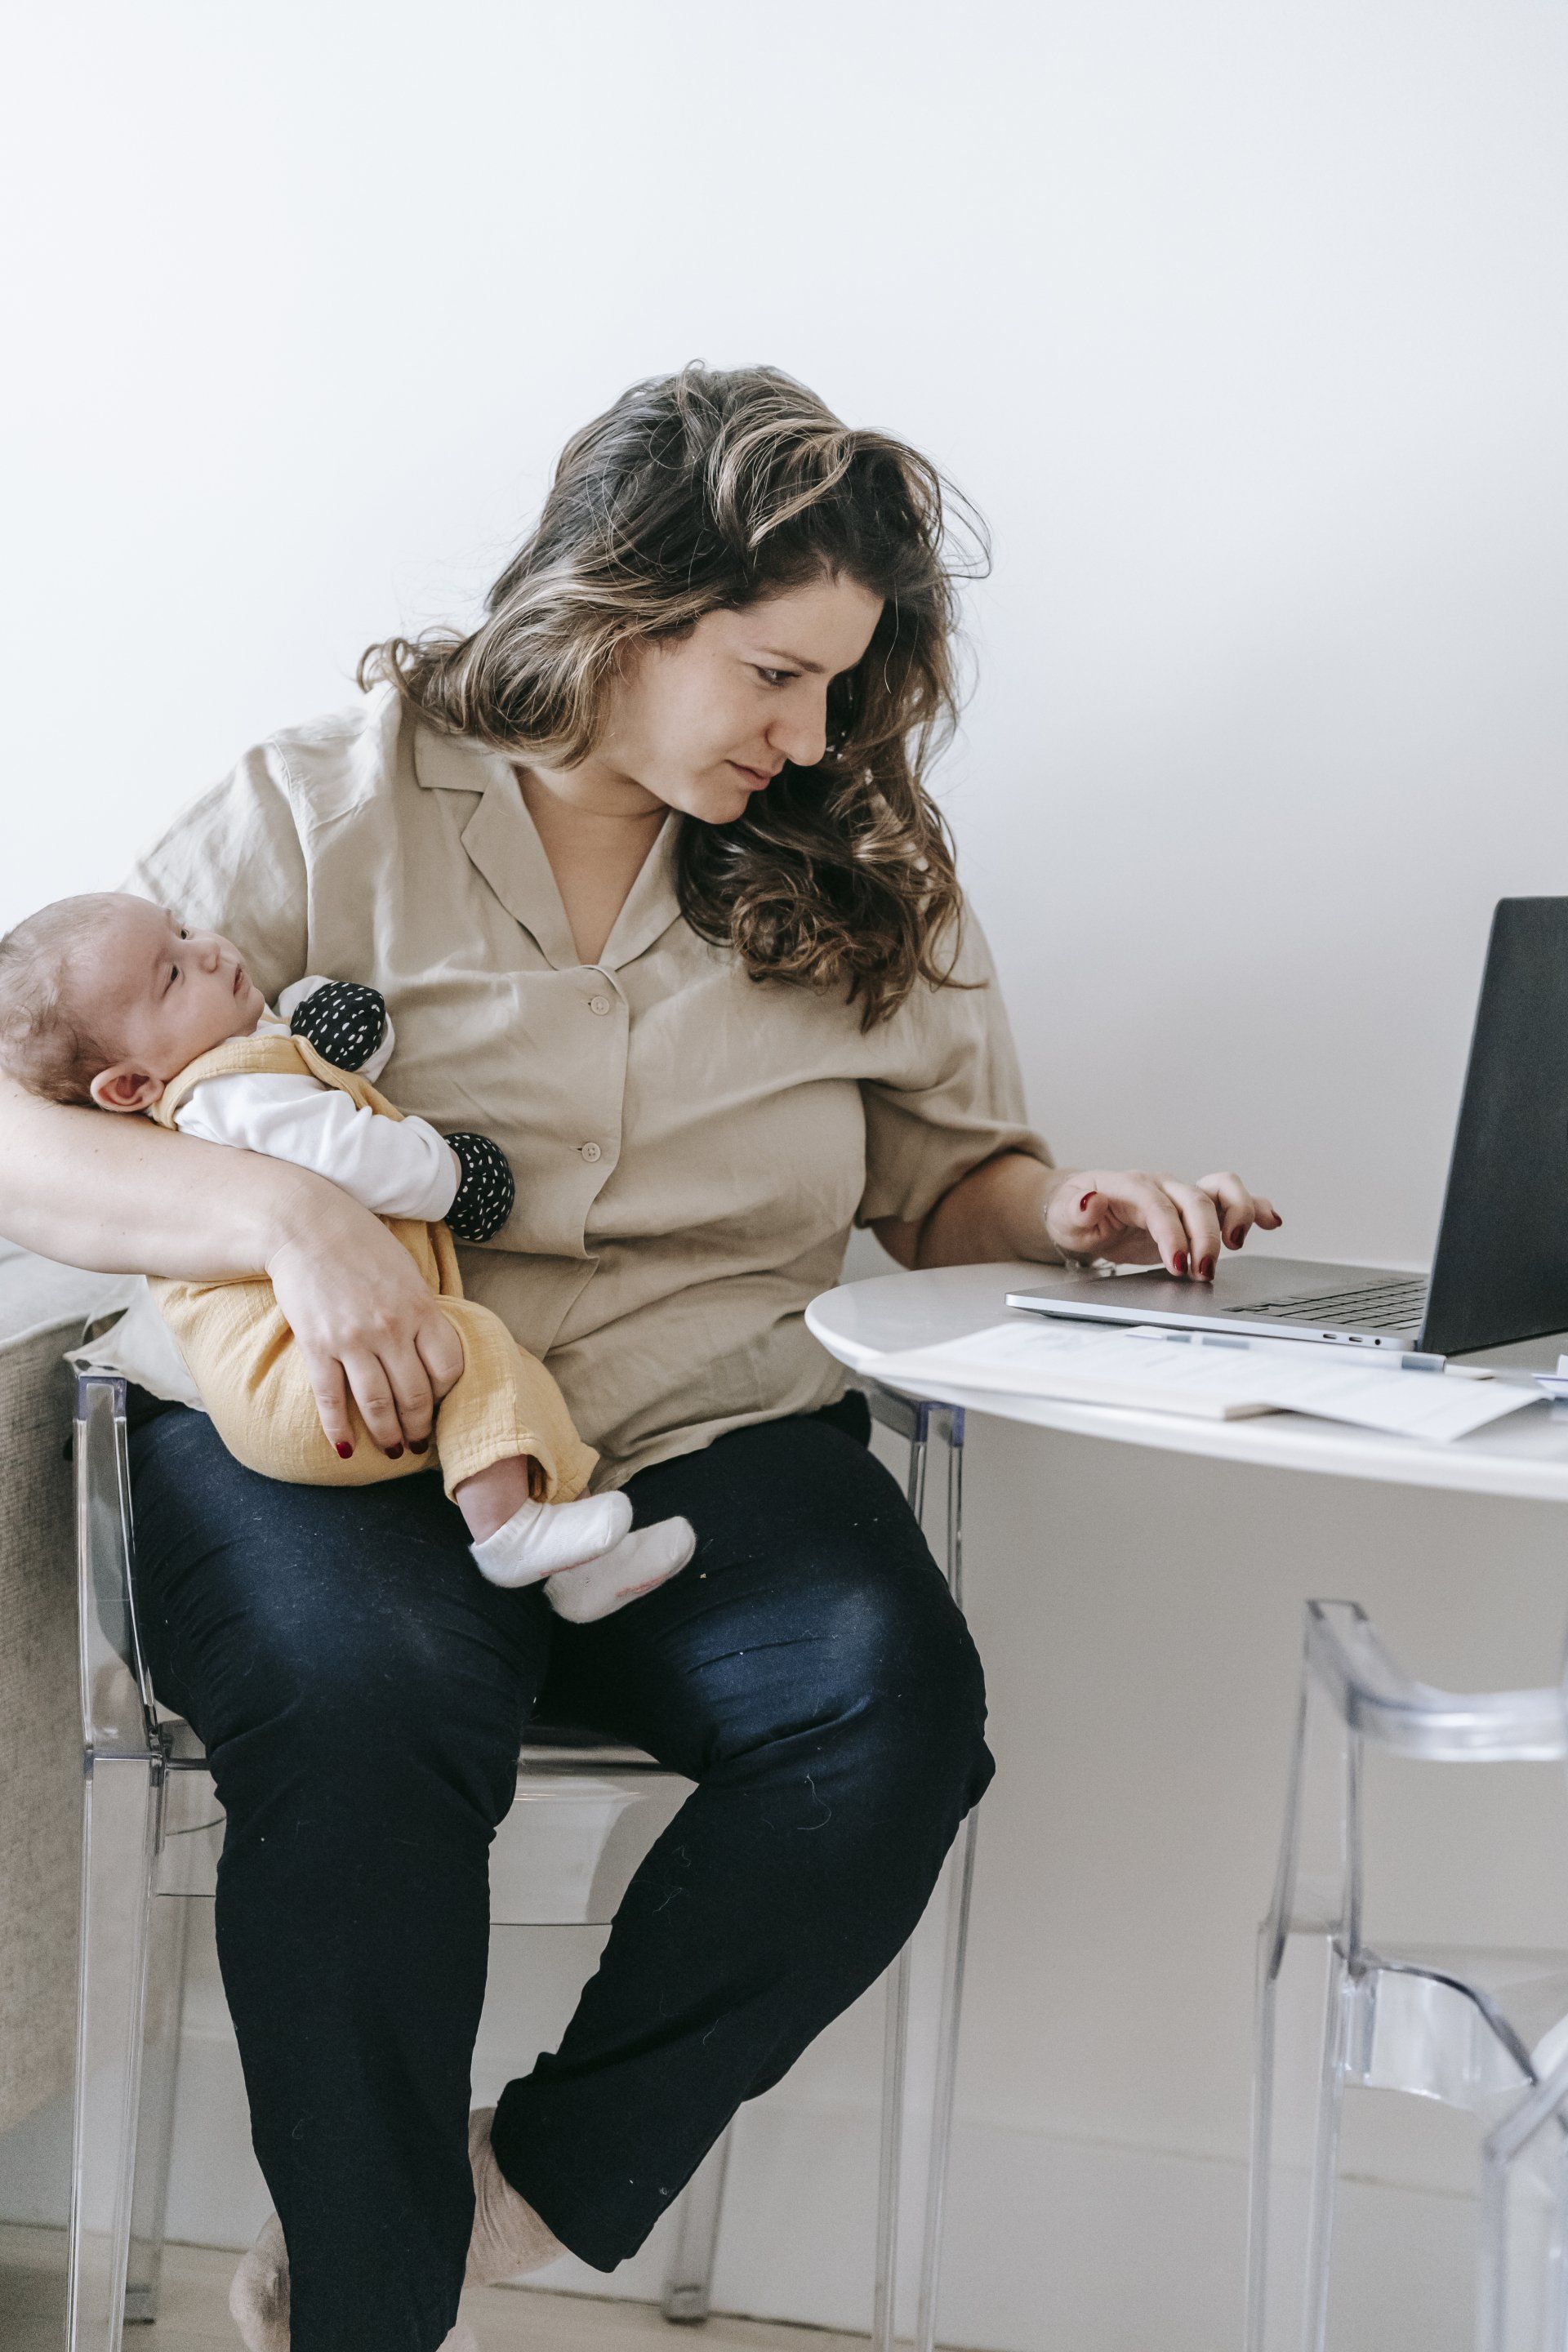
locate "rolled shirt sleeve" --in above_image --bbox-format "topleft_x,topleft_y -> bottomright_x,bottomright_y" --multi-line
856,909 -> 1053,1229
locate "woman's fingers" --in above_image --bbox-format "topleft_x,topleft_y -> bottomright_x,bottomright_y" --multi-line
382,1346 -> 436,1454
1086,1175 -> 1192,1274
340,1350 -> 413,1458
375,1307 -> 465,1454
1049,1169 -> 1283,1278
1159,1178 -> 1225,1280
301,1351 -> 358,1460
415,1306 -> 466,1401
268,1202 -> 470,1454
1196,1171 -> 1285,1250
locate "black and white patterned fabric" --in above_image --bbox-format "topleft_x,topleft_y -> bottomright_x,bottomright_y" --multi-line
444,1131 -> 515,1242
289,982 -> 388,1073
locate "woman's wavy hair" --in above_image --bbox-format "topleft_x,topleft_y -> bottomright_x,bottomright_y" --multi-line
361,363 -> 988,1026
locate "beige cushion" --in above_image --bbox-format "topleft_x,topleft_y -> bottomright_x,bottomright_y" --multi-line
0,1246 -> 131,2136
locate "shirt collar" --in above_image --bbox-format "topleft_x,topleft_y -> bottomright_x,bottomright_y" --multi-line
413,721 -> 684,973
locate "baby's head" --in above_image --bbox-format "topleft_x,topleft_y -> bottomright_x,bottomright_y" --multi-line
0,893 -> 265,1111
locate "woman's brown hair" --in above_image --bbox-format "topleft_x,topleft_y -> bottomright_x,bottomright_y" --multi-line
360,363 -> 987,1026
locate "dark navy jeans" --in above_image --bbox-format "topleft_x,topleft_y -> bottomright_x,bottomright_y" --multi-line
127,1391 -> 993,2352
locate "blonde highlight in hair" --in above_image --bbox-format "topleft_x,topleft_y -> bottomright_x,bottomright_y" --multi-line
361,363 -> 989,1024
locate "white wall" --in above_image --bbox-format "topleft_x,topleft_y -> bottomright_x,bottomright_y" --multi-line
7,5 -> 1568,2345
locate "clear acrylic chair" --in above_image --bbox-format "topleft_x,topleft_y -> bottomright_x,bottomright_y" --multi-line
1248,1597 -> 1568,2352
68,1370 -> 975,2352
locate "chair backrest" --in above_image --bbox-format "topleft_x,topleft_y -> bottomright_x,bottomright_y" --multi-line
75,1371 -> 161,1762
1263,1597 -> 1568,1975
1306,1598 -> 1568,1762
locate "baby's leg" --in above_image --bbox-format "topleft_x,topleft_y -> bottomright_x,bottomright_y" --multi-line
453,1452 -> 542,1539
433,1300 -> 600,1507
153,1276 -> 433,1490
460,1460 -> 634,1586
461,1459 -> 696,1605
437,1303 -> 657,1588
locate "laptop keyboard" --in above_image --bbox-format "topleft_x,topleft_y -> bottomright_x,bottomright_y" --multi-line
1221,1279 -> 1429,1333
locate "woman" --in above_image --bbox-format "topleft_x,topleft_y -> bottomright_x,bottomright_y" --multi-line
0,364 -> 1278,2351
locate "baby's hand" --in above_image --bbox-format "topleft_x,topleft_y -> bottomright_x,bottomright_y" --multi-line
445,1131 -> 515,1241
289,982 -> 388,1072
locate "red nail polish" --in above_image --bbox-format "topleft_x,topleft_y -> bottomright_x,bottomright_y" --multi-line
410,1437 -> 430,1454
336,1441 -> 354,1459
1228,1228 -> 1244,1248
385,1442 -> 403,1459
1080,1191 -> 1096,1212
1199,1254 -> 1215,1280
1173,1251 -> 1188,1276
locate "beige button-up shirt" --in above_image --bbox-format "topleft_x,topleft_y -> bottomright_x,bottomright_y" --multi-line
122,687 -> 1051,1484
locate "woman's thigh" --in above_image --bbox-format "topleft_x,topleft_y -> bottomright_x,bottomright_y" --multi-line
127,1398 -> 991,1825
127,1401 -> 550,1830
538,1405 -> 993,1807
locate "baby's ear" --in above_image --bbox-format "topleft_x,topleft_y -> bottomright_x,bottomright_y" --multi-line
89,1063 -> 163,1114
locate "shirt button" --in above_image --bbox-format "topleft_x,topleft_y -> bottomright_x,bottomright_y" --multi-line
588,995 -> 613,1017
579,1142 -> 603,1163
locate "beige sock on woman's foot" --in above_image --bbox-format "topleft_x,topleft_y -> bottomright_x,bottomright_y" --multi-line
465,2105 -> 565,2286
229,2212 -> 290,2352
229,2207 -> 479,2352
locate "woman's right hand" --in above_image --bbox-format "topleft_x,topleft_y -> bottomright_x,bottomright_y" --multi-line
265,1187 -> 466,1459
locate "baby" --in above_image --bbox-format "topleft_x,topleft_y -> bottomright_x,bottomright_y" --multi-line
0,892 -> 694,1619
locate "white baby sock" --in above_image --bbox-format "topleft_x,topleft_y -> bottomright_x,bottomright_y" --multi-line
545,1516 -> 697,1623
470,1490 -> 633,1588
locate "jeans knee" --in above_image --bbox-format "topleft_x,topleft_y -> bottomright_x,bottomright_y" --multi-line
809,1566 -> 993,1812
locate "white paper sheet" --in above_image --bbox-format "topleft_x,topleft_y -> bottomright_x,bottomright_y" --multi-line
862,1322 -> 1540,1444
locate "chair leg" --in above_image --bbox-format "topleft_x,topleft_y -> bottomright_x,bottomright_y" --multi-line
1478,2049 -> 1568,2352
124,1894 -> 191,2323
68,1755 -> 161,2352
914,1807 -> 978,2352
661,2123 -> 735,2323
873,1941 -> 913,2352
1245,1927 -> 1348,2352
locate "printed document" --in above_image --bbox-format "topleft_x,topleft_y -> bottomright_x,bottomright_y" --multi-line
862,1323 -> 1539,1444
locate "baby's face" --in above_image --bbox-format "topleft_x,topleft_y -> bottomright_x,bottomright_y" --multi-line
86,896 -> 267,1112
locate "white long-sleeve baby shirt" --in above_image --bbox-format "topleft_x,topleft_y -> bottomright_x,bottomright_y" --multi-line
171,978 -> 461,1223
67,981 -> 461,1413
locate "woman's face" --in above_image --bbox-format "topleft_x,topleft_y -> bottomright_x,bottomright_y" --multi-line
594,572 -> 884,824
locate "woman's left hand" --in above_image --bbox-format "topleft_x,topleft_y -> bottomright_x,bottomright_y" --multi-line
1044,1168 -> 1283,1280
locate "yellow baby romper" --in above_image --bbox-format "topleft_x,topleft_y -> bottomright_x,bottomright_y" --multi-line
147,1028 -> 599,1503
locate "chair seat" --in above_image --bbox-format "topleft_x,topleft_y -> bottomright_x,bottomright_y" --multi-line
1348,1944 -> 1568,2107
159,1705 -> 662,1773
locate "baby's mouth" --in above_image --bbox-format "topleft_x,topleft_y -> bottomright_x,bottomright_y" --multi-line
232,964 -> 244,996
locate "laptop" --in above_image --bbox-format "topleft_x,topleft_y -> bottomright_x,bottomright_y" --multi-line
1007,898 -> 1568,1365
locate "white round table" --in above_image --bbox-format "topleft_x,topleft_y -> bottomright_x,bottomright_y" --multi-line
806,1258 -> 1568,1503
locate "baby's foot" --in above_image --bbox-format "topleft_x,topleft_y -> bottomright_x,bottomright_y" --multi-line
470,1490 -> 633,1588
544,1516 -> 697,1623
